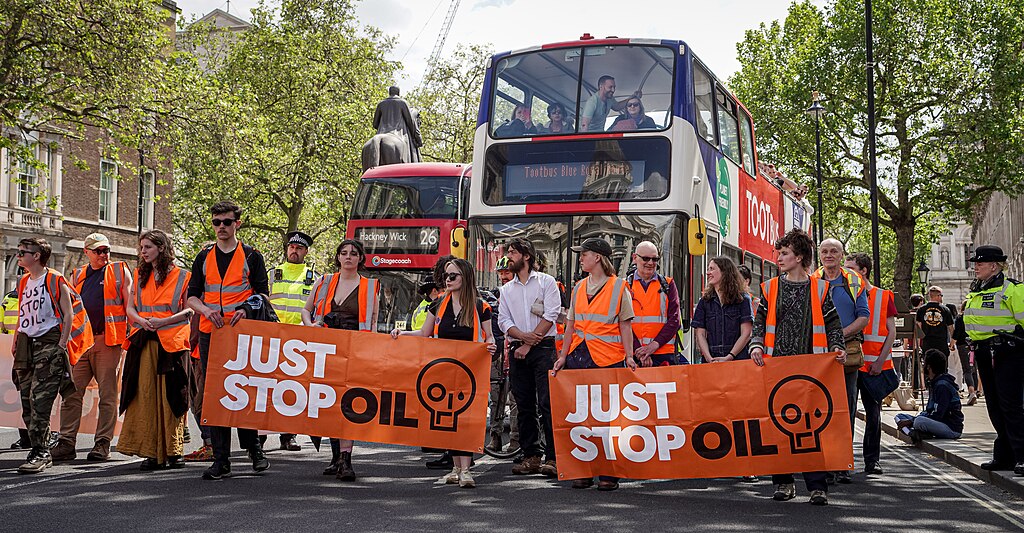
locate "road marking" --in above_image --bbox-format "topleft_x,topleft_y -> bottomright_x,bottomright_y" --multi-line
860,425 -> 1024,529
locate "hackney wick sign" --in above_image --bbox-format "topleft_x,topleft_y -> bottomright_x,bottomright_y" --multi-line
203,321 -> 490,452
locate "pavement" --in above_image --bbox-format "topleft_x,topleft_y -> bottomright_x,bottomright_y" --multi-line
857,386 -> 1024,498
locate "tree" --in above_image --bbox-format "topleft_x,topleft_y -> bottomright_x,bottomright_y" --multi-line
730,0 -> 1024,297
0,0 -> 174,175
408,43 -> 492,164
170,0 -> 399,268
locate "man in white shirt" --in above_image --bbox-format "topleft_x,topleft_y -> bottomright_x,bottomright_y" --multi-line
498,238 -> 563,477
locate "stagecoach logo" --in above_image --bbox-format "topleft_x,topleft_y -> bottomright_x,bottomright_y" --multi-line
716,157 -> 731,237
768,375 -> 834,454
371,256 -> 413,266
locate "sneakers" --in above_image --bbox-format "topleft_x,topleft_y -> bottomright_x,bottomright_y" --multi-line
809,490 -> 828,505
909,429 -> 922,445
966,393 -> 978,406
836,470 -> 852,484
249,447 -> 270,472
458,468 -> 475,488
279,434 -> 301,451
426,451 -> 453,470
512,455 -> 542,475
539,460 -> 558,478
50,439 -> 77,462
773,483 -> 796,501
184,444 -> 213,462
87,439 -> 110,461
18,450 -> 53,474
202,462 -> 231,480
864,462 -> 883,475
442,466 -> 460,484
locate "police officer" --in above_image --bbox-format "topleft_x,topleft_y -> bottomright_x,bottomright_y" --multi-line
410,281 -> 440,331
964,245 -> 1024,476
267,230 -> 318,451
2,289 -> 18,334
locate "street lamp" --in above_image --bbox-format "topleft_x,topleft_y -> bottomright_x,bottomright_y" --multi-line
806,91 -> 826,244
916,260 -> 931,291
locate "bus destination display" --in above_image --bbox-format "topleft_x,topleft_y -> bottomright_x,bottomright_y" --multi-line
504,160 -> 648,201
355,226 -> 440,255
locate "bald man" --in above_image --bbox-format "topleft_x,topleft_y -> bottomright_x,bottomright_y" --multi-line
627,241 -> 682,366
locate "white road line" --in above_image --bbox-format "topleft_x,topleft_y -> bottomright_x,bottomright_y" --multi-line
859,425 -> 1024,530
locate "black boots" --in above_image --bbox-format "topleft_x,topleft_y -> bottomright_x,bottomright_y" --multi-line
323,451 -> 341,475
337,451 -> 356,481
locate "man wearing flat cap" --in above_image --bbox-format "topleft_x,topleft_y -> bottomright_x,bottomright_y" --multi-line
963,245 -> 1024,476
267,230 -> 319,451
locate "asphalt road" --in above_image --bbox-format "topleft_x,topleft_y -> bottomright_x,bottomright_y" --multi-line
0,421 -> 1021,532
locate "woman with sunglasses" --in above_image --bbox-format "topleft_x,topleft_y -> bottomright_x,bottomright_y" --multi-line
120,230 -> 193,471
302,239 -> 379,482
538,103 -> 573,133
692,256 -> 753,363
390,258 -> 496,488
609,97 -> 657,131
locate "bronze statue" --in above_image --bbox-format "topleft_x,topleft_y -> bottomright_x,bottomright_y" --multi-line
363,86 -> 422,171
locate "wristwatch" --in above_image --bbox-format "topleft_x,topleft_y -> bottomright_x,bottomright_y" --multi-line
726,353 -> 735,359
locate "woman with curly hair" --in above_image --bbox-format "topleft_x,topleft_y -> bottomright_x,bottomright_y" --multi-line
692,256 -> 753,363
120,230 -> 194,470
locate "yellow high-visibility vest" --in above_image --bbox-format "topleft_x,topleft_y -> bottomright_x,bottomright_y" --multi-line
269,262 -> 318,325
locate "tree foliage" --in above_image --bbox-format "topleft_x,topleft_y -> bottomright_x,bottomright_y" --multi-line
408,43 -> 492,164
730,0 -> 1024,297
170,0 -> 399,268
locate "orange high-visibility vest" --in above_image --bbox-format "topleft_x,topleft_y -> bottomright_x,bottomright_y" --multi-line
814,266 -> 866,301
199,244 -> 253,333
860,286 -> 894,372
16,269 -> 95,365
761,275 -> 829,357
433,292 -> 488,342
568,276 -> 627,367
313,274 -> 377,332
72,261 -> 130,346
629,275 -> 676,355
133,266 -> 192,353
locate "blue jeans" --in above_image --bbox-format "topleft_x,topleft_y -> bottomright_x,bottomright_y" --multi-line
896,413 -> 961,439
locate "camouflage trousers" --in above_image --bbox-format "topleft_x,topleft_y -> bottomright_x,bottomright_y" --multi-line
16,335 -> 70,451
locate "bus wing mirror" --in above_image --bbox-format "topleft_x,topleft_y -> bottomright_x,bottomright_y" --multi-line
450,227 -> 468,259
688,218 -> 707,256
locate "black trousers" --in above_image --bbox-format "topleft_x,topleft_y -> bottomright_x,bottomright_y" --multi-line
199,332 -> 260,465
509,338 -> 556,460
857,371 -> 882,466
772,472 -> 828,492
975,342 -> 1024,464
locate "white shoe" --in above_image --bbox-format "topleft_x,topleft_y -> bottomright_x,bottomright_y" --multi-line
441,466 -> 460,484
458,468 -> 475,488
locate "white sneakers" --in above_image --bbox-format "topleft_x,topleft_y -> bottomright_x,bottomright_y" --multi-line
441,467 -> 475,488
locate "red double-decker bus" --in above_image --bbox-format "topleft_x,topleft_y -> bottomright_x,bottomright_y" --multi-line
345,162 -> 471,331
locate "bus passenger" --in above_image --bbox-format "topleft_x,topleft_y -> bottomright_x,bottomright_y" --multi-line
537,103 -> 573,134
738,265 -> 760,314
554,238 -> 637,491
628,241 -> 682,366
749,229 -> 846,506
301,239 -> 380,482
609,97 -> 657,131
391,258 -> 496,488
692,256 -> 752,363
580,75 -> 641,131
494,105 -> 537,137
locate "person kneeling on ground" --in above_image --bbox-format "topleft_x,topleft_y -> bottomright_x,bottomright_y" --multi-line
896,349 -> 964,442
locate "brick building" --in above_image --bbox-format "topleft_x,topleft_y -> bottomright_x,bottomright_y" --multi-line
0,0 -> 179,291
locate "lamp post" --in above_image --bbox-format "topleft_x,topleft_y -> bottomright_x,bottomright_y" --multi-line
806,91 -> 826,244
916,260 -> 931,292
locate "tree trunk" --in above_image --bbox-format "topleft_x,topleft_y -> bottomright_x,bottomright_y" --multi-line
892,216 -> 916,303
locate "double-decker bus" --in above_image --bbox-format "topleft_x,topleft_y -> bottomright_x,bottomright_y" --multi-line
345,162 -> 471,331
468,35 -> 812,358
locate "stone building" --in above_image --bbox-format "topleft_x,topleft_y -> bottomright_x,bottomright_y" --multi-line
972,191 -> 1024,280
0,1 -> 179,292
923,222 -> 976,305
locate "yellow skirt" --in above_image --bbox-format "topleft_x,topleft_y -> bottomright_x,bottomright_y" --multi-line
116,339 -> 184,462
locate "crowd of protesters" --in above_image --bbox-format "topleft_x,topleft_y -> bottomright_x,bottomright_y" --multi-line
6,200 -> 1020,504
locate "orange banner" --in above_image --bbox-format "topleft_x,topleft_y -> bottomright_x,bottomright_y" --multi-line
549,353 -> 854,480
0,334 -> 125,435
203,320 -> 491,452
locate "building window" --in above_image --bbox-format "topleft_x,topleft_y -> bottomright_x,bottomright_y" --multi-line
99,160 -> 118,223
16,153 -> 38,209
140,169 -> 155,230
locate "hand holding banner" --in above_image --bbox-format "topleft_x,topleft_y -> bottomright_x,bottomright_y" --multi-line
203,320 -> 491,452
548,353 -> 853,480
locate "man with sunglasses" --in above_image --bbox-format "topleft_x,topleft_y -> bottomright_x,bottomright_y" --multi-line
628,241 -> 682,366
51,233 -> 132,463
186,200 -> 270,480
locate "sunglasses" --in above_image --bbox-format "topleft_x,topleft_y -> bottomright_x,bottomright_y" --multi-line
550,110 -> 563,115
16,249 -> 38,257
211,218 -> 236,227
91,247 -> 110,255
444,273 -> 461,282
637,255 -> 659,263
627,102 -> 641,108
